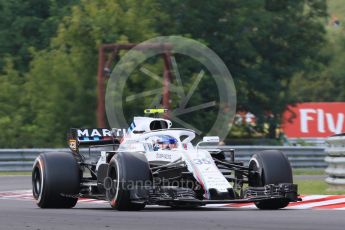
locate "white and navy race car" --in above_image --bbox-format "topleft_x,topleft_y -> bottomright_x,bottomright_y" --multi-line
32,110 -> 300,210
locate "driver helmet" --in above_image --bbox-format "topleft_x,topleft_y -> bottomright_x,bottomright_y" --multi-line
153,135 -> 177,150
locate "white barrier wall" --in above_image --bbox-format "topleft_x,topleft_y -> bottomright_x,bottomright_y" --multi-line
325,134 -> 345,189
0,146 -> 326,171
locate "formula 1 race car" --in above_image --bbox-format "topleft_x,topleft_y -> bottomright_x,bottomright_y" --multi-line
32,110 -> 300,210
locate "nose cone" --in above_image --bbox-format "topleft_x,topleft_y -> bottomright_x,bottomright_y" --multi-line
208,188 -> 236,200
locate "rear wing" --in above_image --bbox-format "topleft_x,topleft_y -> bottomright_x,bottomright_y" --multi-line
67,128 -> 125,153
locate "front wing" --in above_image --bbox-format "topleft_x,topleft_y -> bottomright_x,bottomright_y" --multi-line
147,183 -> 300,206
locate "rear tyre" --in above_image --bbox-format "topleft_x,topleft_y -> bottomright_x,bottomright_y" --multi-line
106,152 -> 151,211
248,150 -> 293,210
32,152 -> 80,208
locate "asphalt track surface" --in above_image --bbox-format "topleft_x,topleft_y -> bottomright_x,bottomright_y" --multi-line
1,176 -> 345,230
0,175 -> 31,191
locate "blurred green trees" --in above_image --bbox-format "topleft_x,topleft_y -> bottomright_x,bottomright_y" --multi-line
0,0 -> 78,72
0,0 -> 336,147
156,0 -> 328,138
0,0 -> 161,146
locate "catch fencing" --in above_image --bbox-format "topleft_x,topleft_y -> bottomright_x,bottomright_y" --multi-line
0,146 -> 326,172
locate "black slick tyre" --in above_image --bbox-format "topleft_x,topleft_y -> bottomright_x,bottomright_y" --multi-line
106,152 -> 151,211
32,152 -> 80,208
248,150 -> 293,210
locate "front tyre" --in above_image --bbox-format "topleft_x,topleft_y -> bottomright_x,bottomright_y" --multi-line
106,152 -> 151,211
32,152 -> 80,208
248,150 -> 293,210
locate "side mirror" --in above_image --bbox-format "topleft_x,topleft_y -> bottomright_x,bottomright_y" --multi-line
196,136 -> 220,149
202,136 -> 220,143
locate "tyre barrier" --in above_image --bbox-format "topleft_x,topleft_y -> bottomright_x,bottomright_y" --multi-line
0,146 -> 327,172
325,134 -> 345,190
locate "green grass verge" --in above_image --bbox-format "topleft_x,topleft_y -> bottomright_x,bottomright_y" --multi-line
0,171 -> 31,176
296,180 -> 345,195
293,168 -> 325,176
292,168 -> 345,195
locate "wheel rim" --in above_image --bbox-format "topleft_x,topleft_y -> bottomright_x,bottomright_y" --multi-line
32,167 -> 42,198
248,158 -> 263,187
107,163 -> 119,205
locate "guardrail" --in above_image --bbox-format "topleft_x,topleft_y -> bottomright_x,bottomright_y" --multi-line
325,134 -> 345,189
0,146 -> 326,172
200,146 -> 326,168
0,149 -> 68,172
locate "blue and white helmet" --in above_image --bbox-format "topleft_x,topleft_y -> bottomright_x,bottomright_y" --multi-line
148,135 -> 177,150
156,135 -> 177,144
